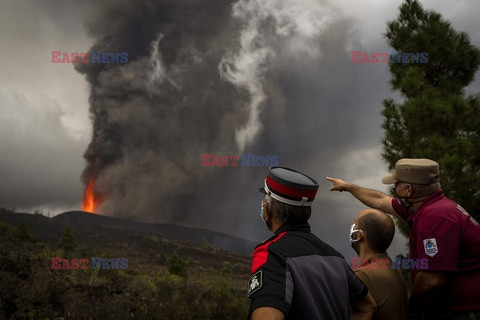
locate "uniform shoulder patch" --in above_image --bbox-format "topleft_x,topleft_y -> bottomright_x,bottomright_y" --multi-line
247,270 -> 262,297
423,238 -> 439,257
457,205 -> 479,226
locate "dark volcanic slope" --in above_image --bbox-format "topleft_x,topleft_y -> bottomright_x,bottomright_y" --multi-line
0,209 -> 256,256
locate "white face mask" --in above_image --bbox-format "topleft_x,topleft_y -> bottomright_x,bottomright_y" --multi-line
349,223 -> 363,243
260,200 -> 266,223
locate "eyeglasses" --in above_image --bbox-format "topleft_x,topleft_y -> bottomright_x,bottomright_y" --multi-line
349,223 -> 363,243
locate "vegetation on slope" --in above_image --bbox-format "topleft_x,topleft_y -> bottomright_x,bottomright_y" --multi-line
0,213 -> 251,320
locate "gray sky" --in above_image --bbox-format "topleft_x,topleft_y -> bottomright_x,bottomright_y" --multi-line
1,0 -> 479,259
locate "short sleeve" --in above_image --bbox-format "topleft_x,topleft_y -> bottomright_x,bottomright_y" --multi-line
248,247 -> 289,318
347,266 -> 368,301
354,270 -> 373,293
414,216 -> 460,271
354,269 -> 382,309
392,198 -> 409,220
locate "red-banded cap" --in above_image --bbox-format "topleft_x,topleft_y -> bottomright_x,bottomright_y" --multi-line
259,167 -> 319,206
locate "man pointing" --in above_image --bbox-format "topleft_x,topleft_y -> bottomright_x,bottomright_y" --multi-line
249,166 -> 376,320
327,158 -> 480,320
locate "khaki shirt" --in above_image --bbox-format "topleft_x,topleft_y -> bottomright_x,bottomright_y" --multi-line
354,253 -> 408,320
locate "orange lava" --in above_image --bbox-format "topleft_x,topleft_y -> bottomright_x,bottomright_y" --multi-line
82,179 -> 101,213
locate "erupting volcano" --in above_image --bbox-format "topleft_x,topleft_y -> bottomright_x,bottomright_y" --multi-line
73,0 -> 342,223
82,179 -> 102,214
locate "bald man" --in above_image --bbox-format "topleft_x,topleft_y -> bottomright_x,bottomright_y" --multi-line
349,209 -> 408,320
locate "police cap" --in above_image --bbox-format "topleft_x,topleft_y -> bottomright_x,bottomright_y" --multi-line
259,166 -> 319,206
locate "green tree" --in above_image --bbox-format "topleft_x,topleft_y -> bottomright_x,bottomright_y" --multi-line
58,225 -> 77,255
381,0 -> 480,231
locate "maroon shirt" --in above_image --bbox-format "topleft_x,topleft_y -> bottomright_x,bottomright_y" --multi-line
393,191 -> 480,312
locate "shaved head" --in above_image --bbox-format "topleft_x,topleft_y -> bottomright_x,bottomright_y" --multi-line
355,209 -> 395,253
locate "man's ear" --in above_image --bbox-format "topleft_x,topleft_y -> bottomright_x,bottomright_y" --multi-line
357,230 -> 365,241
405,183 -> 414,197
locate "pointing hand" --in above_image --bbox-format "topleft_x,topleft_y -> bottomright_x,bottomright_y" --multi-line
326,177 -> 349,192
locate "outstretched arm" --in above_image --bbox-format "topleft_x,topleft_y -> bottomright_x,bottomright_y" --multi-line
326,177 -> 398,217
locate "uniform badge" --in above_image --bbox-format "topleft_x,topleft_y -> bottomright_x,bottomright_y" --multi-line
247,271 -> 262,297
423,238 -> 439,257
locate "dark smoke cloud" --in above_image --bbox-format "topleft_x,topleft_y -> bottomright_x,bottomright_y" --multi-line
76,0 -> 397,254
77,0 -> 248,219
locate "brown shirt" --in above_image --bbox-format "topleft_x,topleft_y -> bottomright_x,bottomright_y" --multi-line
354,253 -> 408,320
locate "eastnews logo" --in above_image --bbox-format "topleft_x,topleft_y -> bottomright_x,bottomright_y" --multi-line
351,51 -> 428,63
351,257 -> 428,270
201,154 -> 278,167
51,257 -> 128,269
51,51 -> 128,64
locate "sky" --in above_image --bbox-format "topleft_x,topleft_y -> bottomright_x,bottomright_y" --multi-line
1,0 -> 479,260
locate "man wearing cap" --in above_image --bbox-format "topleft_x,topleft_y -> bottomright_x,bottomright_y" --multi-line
327,158 -> 480,320
249,166 -> 376,320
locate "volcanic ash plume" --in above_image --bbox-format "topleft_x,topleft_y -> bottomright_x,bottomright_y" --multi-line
76,0 -> 339,228
220,0 -> 335,151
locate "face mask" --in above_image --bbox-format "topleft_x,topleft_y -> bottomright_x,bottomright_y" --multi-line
260,200 -> 273,231
393,189 -> 421,210
351,241 -> 360,255
349,223 -> 362,243
260,200 -> 266,223
349,224 -> 362,254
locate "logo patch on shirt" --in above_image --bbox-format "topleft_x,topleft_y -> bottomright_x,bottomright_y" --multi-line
247,271 -> 262,297
423,238 -> 439,257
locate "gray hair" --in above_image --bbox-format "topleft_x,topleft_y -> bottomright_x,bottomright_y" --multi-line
266,195 -> 311,223
401,182 -> 441,198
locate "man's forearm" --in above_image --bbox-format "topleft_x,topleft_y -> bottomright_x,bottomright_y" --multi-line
327,177 -> 396,216
345,184 -> 395,215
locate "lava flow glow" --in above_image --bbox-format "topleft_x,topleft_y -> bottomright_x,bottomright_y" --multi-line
82,179 -> 101,214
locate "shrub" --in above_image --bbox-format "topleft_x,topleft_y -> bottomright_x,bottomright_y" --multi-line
15,223 -> 31,241
166,252 -> 187,278
58,226 -> 77,255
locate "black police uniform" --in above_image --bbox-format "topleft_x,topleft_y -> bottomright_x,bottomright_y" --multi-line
248,221 -> 368,319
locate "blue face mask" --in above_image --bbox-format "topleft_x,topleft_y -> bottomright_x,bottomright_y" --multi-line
260,201 -> 266,222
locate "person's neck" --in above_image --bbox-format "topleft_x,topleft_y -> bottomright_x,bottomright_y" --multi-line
359,246 -> 382,262
409,191 -> 439,212
409,198 -> 427,213
271,220 -> 283,233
